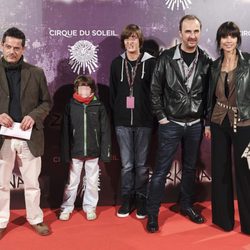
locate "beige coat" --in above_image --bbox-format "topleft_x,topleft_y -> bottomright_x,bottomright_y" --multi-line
0,60 -> 52,157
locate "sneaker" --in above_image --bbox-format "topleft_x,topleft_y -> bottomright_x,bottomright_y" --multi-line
117,205 -> 130,218
136,194 -> 147,219
86,211 -> 97,221
59,212 -> 70,221
31,222 -> 50,236
117,195 -> 133,218
136,210 -> 147,219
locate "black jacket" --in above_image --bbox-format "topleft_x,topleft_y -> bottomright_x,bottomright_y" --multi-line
151,45 -> 211,122
109,52 -> 156,127
61,97 -> 111,164
208,50 -> 250,121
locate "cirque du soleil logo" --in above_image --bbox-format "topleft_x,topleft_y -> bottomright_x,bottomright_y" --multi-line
68,40 -> 99,74
165,0 -> 192,11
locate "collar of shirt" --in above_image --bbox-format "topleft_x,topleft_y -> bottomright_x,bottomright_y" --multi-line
173,44 -> 199,63
173,45 -> 199,92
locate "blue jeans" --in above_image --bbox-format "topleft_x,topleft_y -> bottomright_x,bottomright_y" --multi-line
115,126 -> 152,197
147,121 -> 203,215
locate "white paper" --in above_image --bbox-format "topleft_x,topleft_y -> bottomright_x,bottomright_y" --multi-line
0,122 -> 32,140
241,142 -> 250,170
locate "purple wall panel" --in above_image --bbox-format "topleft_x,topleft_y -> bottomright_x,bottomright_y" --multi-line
1,0 -> 249,208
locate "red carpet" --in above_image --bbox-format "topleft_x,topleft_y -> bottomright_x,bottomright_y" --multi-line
1,201 -> 249,250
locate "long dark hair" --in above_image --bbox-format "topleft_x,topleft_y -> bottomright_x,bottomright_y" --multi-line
216,21 -> 241,54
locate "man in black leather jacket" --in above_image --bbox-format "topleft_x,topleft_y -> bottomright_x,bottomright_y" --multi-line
146,15 -> 211,233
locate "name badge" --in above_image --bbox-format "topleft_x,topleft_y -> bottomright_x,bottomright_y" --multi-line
126,96 -> 135,109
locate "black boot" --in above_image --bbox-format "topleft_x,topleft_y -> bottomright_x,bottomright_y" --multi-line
117,195 -> 132,218
136,194 -> 147,219
146,215 -> 159,233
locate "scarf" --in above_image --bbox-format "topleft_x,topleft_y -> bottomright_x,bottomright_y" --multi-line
73,92 -> 94,105
2,56 -> 23,70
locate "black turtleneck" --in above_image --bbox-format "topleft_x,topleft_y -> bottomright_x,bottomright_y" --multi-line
2,57 -> 23,122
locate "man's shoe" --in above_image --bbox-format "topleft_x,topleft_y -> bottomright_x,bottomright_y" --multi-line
136,194 -> 147,219
117,204 -> 130,218
146,215 -> 159,233
180,207 -> 205,224
0,228 -> 6,239
117,195 -> 133,218
31,222 -> 50,236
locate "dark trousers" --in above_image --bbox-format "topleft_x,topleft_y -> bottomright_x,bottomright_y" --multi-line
147,121 -> 203,215
211,117 -> 250,234
115,126 -> 152,198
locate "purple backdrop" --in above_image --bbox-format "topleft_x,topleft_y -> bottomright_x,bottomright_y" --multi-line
1,0 -> 250,208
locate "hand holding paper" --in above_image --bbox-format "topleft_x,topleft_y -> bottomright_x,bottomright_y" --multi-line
0,113 -> 13,128
0,122 -> 32,140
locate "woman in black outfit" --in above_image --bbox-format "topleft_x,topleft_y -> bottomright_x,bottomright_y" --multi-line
208,21 -> 250,235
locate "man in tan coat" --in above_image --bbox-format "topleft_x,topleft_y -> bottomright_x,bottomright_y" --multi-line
0,27 -> 52,238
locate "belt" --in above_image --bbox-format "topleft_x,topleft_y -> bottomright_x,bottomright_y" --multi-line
171,119 -> 201,127
217,101 -> 240,132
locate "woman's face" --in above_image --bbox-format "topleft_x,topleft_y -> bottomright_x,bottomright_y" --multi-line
220,35 -> 238,53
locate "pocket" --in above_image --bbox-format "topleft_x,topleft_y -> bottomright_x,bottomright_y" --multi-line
160,120 -> 171,126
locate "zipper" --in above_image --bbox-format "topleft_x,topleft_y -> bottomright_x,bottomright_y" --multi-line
84,105 -> 87,156
130,87 -> 134,126
130,109 -> 133,126
107,145 -> 111,158
94,129 -> 99,148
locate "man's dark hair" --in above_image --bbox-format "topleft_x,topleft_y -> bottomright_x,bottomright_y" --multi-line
179,15 -> 202,31
2,27 -> 26,47
74,75 -> 96,93
120,24 -> 144,50
216,21 -> 241,53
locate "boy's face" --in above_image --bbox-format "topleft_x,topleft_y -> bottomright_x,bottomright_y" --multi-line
78,85 -> 92,98
124,33 -> 140,54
